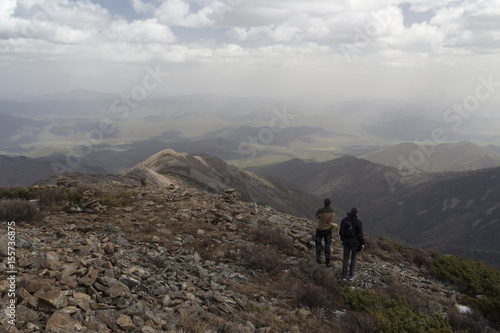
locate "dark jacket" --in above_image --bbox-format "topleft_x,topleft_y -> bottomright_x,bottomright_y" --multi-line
339,212 -> 365,246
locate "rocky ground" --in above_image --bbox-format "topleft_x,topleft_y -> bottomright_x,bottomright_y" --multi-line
0,178 -> 497,332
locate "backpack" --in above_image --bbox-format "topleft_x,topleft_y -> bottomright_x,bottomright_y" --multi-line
341,218 -> 355,239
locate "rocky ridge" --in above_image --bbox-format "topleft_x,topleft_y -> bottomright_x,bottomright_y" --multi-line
0,178 -> 497,332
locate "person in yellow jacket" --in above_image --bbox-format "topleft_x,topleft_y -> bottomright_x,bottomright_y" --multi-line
315,198 -> 337,266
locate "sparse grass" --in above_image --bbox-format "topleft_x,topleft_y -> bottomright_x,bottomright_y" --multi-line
244,302 -> 269,313
100,190 -> 135,207
176,308 -> 209,333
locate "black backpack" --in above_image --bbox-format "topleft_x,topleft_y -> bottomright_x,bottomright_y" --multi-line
341,218 -> 355,239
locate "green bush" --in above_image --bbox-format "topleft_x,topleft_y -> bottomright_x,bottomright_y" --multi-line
0,186 -> 35,200
431,255 -> 500,327
99,191 -> 135,207
65,189 -> 83,206
341,287 -> 452,333
0,186 -> 75,207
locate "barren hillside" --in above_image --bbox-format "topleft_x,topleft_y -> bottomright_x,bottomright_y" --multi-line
0,174 -> 498,332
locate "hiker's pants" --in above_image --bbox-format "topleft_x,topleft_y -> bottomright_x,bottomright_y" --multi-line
315,228 -> 332,264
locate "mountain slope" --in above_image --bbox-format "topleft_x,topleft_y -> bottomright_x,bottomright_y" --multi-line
125,149 -> 320,219
251,155 -> 500,267
2,179 -> 498,332
361,141 -> 500,172
366,166 -> 500,267
249,155 -> 404,210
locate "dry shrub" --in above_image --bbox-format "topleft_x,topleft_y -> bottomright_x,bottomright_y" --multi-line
404,247 -> 438,269
371,236 -> 405,263
341,311 -> 379,333
292,259 -> 342,313
176,307 -> 209,333
142,220 -> 157,233
295,282 -> 337,311
194,236 -> 226,261
74,182 -> 99,195
240,243 -> 285,274
297,259 -> 341,293
34,187 -> 68,207
0,199 -> 42,223
376,236 -> 399,253
447,306 -> 485,333
249,225 -> 296,255
383,281 -> 438,314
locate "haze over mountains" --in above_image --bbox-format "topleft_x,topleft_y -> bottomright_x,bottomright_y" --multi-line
362,141 -> 500,172
1,90 -> 500,267
1,91 -> 500,174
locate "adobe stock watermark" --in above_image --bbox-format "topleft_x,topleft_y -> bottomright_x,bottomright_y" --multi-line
5,221 -> 17,326
51,65 -> 168,174
385,74 -> 499,192
237,106 -> 296,162
340,6 -> 396,63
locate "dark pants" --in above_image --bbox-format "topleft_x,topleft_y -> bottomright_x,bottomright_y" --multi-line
342,243 -> 358,279
315,228 -> 332,265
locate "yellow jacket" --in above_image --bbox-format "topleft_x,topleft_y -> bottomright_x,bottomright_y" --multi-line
315,205 -> 336,231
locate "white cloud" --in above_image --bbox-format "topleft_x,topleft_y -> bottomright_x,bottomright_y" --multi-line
1,0 -> 500,101
155,0 -> 217,27
0,0 -> 17,20
131,0 -> 156,14
107,19 -> 176,44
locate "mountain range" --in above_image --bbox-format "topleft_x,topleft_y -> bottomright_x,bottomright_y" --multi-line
30,146 -> 500,268
2,91 -> 500,268
2,91 -> 500,171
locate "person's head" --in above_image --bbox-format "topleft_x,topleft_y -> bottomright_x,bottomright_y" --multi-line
351,207 -> 359,216
324,198 -> 331,206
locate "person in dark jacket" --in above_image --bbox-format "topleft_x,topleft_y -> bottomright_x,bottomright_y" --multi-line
339,207 -> 365,280
315,198 -> 336,266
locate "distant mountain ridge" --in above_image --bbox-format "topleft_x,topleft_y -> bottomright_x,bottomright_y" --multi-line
361,141 -> 500,172
248,155 -> 404,207
0,155 -> 106,186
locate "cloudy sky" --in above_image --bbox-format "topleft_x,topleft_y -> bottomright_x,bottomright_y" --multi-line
1,0 -> 500,103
